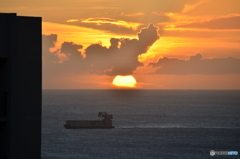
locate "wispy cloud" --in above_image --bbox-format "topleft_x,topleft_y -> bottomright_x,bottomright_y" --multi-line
67,17 -> 142,30
182,0 -> 209,13
152,11 -> 175,17
120,12 -> 145,17
88,6 -> 121,9
72,0 -> 120,2
177,15 -> 240,30
154,11 -> 240,31
66,19 -> 79,22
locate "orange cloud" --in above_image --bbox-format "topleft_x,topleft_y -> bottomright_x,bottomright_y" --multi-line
176,16 -> 240,30
152,11 -> 175,17
42,21 -> 132,47
120,12 -> 145,17
66,19 -> 79,22
80,17 -> 142,30
182,0 -> 209,13
163,28 -> 240,32
88,6 -> 121,10
156,12 -> 240,31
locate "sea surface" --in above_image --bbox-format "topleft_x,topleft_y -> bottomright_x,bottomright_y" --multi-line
42,90 -> 240,159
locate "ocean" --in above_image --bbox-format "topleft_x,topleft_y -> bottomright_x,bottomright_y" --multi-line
42,90 -> 240,159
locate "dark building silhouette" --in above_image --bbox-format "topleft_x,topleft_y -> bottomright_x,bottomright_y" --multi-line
0,13 -> 42,159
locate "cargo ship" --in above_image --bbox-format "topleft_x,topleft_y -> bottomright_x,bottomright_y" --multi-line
64,112 -> 115,129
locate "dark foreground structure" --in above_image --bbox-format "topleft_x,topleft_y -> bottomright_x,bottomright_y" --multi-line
0,13 -> 42,159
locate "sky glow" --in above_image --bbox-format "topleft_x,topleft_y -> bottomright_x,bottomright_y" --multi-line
1,0 -> 239,89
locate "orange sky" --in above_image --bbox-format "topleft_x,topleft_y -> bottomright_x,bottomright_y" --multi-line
1,0 -> 240,89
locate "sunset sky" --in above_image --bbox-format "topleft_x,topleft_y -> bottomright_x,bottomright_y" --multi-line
1,0 -> 240,89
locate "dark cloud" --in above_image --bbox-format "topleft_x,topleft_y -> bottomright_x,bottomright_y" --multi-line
42,34 -> 57,49
84,24 -> 160,75
42,34 -> 59,63
84,43 -> 112,74
178,16 -> 240,29
150,54 -> 240,74
42,35 -> 84,76
43,24 -> 160,76
61,42 -> 83,62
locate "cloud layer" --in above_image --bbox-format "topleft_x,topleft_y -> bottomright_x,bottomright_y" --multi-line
43,23 -> 240,77
150,54 -> 240,74
43,24 -> 160,76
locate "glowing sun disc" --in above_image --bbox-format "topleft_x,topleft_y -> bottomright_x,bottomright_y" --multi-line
112,75 -> 137,87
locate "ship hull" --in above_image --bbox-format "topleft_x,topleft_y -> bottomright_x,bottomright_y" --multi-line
64,119 -> 114,129
64,125 -> 115,129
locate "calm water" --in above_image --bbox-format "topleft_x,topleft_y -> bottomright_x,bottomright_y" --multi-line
42,90 -> 240,159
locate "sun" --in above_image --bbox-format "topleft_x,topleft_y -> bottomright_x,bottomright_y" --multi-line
112,75 -> 137,88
